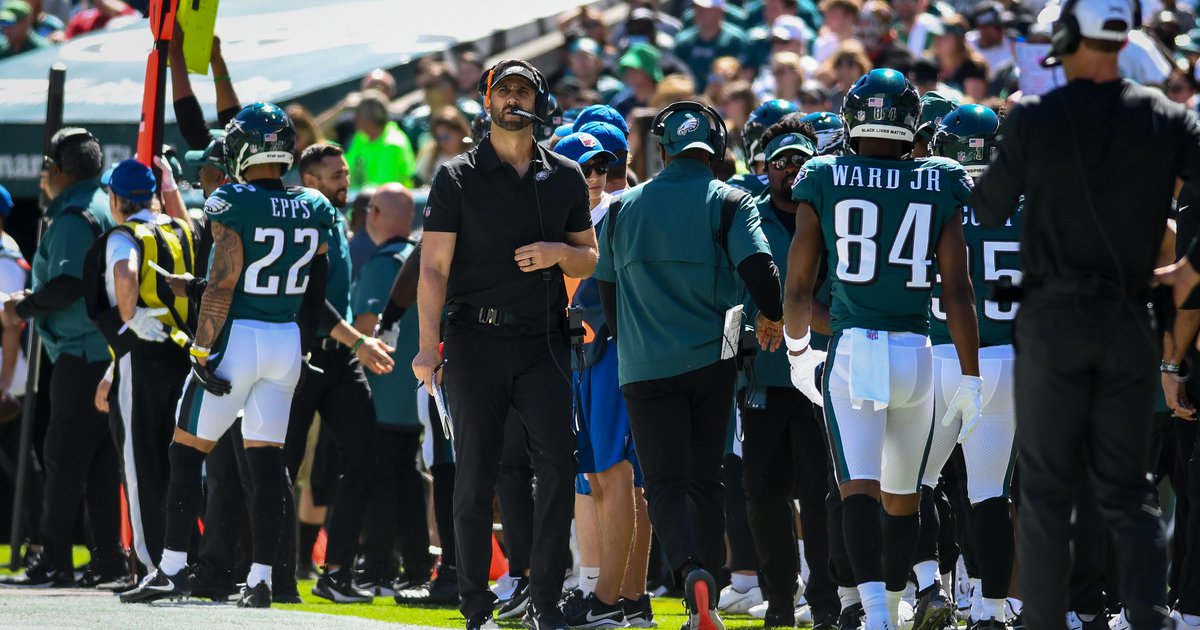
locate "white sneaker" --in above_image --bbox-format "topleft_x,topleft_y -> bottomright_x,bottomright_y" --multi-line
896,600 -> 915,628
490,574 -> 520,602
794,603 -> 813,624
748,602 -> 769,619
1173,610 -> 1200,629
1066,612 -> 1084,630
954,558 -> 972,611
718,584 -> 764,614
1109,608 -> 1131,630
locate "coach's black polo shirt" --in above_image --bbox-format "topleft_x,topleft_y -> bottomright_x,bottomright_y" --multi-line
424,134 -> 592,330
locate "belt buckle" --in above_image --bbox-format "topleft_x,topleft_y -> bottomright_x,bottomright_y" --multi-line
480,308 -> 500,326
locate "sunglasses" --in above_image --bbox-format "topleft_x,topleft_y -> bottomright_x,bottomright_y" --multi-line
581,164 -> 609,177
769,154 -> 808,170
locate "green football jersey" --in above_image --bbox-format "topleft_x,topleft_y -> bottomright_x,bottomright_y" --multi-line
793,155 -> 972,335
726,173 -> 768,198
203,183 -> 336,323
929,202 -> 1023,347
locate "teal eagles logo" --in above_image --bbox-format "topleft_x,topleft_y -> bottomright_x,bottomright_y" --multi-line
676,114 -> 700,136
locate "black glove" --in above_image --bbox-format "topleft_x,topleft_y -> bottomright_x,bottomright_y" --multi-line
190,355 -> 232,396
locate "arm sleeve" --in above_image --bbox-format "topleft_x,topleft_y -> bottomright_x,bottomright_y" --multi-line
297,253 -> 330,351
599,279 -> 617,340
217,106 -> 241,128
15,275 -> 84,319
422,166 -> 462,233
972,101 -> 1027,228
174,95 -> 213,151
736,252 -> 783,321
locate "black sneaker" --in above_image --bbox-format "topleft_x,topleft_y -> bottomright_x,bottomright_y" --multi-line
273,583 -> 303,604
395,568 -> 459,605
914,585 -> 955,630
971,618 -> 1011,630
356,573 -> 398,598
237,581 -> 272,608
120,569 -> 191,603
838,603 -> 866,630
467,614 -> 501,630
523,600 -> 570,630
0,563 -> 74,588
765,607 -> 797,629
395,569 -> 430,593
684,569 -> 724,630
561,592 -> 626,628
311,567 -> 374,603
188,568 -> 237,602
1009,612 -> 1024,630
621,594 -> 658,628
496,577 -> 531,619
811,609 -> 840,630
78,566 -> 128,589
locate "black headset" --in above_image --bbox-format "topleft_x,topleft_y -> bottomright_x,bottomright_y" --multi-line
649,100 -> 729,160
1048,0 -> 1140,62
477,59 -> 552,120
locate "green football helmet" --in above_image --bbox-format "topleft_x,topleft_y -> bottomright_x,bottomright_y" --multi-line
930,104 -> 1000,177
841,68 -> 922,147
744,99 -> 800,163
914,90 -> 961,143
223,102 -> 296,183
798,112 -> 847,156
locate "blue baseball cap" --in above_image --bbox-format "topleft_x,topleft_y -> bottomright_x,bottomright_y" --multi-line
572,104 -> 629,136
102,159 -> 157,203
0,184 -> 11,219
554,132 -> 617,166
553,108 -> 583,139
578,121 -> 629,154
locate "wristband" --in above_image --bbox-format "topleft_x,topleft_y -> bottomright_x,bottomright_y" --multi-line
214,75 -> 231,82
189,345 -> 210,359
352,336 -> 366,352
784,329 -> 811,353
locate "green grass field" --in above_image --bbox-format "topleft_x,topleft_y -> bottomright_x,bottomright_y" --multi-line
0,546 -> 767,628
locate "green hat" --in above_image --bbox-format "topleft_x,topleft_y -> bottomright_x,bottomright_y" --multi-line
915,90 -> 961,141
184,131 -> 229,174
619,42 -> 663,83
660,109 -> 714,156
764,132 -> 816,162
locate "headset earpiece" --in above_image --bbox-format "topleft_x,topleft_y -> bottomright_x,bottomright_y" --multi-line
1051,0 -> 1083,58
478,60 -> 551,119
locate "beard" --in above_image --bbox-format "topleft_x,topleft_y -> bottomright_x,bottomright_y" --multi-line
490,103 -> 533,132
333,188 -> 348,207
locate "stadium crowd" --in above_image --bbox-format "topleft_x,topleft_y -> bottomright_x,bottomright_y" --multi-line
0,1 -> 1198,630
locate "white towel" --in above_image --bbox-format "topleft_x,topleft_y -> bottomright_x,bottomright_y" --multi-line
848,328 -> 890,411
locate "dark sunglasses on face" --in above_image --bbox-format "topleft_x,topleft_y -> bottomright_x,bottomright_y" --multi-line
770,154 -> 807,170
581,164 -> 609,177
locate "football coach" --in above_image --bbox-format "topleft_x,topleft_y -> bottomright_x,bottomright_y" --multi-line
970,0 -> 1200,625
412,59 -> 596,630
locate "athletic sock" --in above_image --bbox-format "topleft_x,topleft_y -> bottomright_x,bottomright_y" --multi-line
858,581 -> 887,624
971,497 -> 1014,600
163,442 -> 206,553
981,597 -> 1006,622
913,560 -> 939,591
842,495 -> 884,584
248,562 -> 272,589
882,513 -> 920,592
730,572 -> 757,592
159,548 -> 188,577
245,446 -> 287,568
940,572 -> 954,601
580,566 -> 600,596
839,586 -> 861,610
298,522 -> 321,567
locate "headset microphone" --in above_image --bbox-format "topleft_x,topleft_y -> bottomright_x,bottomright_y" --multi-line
511,108 -> 546,124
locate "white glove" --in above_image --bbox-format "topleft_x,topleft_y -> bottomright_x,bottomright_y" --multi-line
376,322 -> 399,348
126,307 -> 169,343
942,375 -> 983,443
153,155 -> 178,192
788,346 -> 827,407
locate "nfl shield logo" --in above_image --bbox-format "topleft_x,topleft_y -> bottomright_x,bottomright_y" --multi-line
867,97 -> 884,107
867,330 -> 879,340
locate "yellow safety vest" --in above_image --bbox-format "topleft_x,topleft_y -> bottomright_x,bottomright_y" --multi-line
113,215 -> 196,347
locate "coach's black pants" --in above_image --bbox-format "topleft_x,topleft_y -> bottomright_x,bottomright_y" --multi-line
361,427 -> 431,580
496,409 -> 535,577
283,343 -> 376,570
442,324 -> 575,618
109,343 -> 190,572
39,354 -> 123,575
1014,294 -> 1168,630
426,394 -> 457,569
624,359 -> 735,577
741,386 -> 838,620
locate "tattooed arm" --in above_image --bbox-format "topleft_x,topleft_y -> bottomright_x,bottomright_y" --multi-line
193,220 -> 243,362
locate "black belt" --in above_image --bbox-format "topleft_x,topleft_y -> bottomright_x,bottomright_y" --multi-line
314,337 -> 343,351
446,304 -> 549,328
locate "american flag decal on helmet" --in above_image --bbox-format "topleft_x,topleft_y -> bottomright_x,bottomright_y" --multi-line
264,133 -> 278,142
867,97 -> 884,107
969,138 -> 985,147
